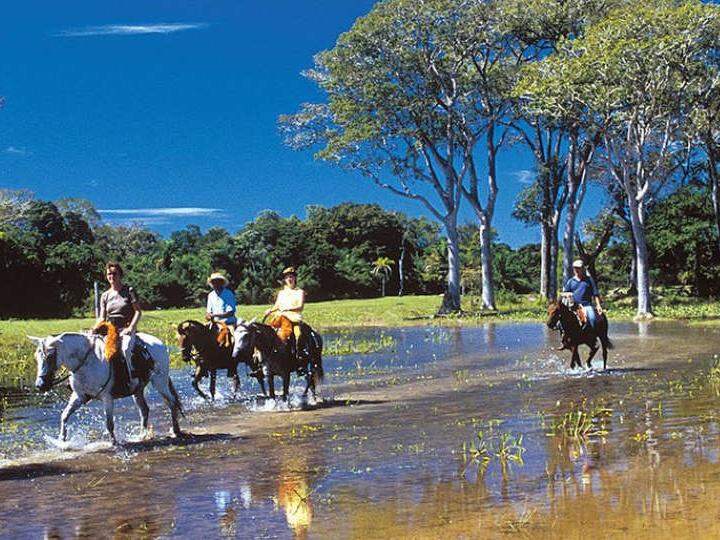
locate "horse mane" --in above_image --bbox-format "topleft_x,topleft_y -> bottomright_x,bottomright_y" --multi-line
177,320 -> 207,334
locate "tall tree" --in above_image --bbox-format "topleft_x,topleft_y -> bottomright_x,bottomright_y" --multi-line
281,0 -> 508,313
503,0 -> 621,300
525,0 -> 717,316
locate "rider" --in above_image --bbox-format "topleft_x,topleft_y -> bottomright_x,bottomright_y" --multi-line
206,272 -> 238,329
562,260 -> 603,330
265,267 -> 306,358
96,261 -> 142,379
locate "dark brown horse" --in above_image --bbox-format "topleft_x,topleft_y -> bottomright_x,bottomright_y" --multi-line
176,320 -> 262,400
547,301 -> 613,370
233,320 -> 324,401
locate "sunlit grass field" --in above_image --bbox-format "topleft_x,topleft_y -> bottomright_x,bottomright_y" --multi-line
2,292 -> 720,388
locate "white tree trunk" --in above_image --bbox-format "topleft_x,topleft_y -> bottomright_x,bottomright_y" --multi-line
479,222 -> 496,310
540,221 -> 552,300
628,197 -> 652,316
440,219 -> 462,313
562,180 -> 582,285
549,223 -> 559,299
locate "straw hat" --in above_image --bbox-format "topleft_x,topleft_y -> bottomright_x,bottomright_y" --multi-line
282,266 -> 297,277
207,272 -> 229,286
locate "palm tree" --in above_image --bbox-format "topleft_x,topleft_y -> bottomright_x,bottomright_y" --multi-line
371,257 -> 395,297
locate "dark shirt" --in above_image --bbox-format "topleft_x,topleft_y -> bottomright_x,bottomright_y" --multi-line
100,285 -> 139,327
563,276 -> 599,306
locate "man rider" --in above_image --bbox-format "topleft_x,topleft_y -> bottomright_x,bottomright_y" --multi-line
206,272 -> 238,328
562,260 -> 603,330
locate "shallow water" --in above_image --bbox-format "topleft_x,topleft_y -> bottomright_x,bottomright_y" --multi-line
2,322 -> 720,538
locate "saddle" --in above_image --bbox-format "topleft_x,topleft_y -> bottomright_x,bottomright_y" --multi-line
91,322 -> 153,397
574,305 -> 588,326
216,323 -> 234,349
269,315 -> 294,343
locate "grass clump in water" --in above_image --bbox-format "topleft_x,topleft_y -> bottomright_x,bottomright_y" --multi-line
462,427 -> 526,476
547,400 -> 612,441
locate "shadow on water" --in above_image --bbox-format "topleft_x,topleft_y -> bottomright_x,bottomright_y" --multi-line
0,462 -> 79,482
115,432 -> 240,453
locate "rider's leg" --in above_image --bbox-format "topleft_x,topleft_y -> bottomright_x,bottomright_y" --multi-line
121,331 -> 137,380
584,305 -> 597,330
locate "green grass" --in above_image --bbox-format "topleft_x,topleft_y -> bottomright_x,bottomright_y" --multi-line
4,292 -> 720,389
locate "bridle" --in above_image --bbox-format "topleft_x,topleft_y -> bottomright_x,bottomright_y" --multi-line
37,340 -> 94,389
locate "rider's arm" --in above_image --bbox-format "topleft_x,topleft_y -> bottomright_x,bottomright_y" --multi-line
97,292 -> 107,325
126,287 -> 142,333
265,293 -> 280,316
127,304 -> 142,333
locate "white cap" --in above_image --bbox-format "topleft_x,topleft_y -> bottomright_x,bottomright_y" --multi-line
572,260 -> 585,269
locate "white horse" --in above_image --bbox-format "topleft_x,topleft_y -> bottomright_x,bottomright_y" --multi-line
28,332 -> 183,444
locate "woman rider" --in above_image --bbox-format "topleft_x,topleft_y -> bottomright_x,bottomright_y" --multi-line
264,267 -> 306,356
96,261 -> 142,379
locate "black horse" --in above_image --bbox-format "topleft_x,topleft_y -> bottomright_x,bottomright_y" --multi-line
232,320 -> 324,401
547,300 -> 613,370
176,320 -> 263,400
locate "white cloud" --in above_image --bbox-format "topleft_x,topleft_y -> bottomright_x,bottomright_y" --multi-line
56,23 -> 208,37
99,207 -> 221,217
4,146 -> 29,155
511,169 -> 535,184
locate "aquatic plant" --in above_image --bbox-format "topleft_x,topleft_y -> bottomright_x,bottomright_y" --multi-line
324,331 -> 397,356
548,400 -> 612,441
462,428 -> 526,476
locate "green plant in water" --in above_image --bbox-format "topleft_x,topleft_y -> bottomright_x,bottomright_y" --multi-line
496,432 -> 526,471
462,429 -> 525,476
549,400 -> 611,441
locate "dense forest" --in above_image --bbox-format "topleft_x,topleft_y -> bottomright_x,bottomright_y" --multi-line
0,186 -> 717,318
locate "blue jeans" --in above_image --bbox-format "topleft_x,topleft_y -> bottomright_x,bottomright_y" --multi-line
582,304 -> 597,329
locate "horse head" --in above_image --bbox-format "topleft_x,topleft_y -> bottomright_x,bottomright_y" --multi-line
28,335 -> 60,392
546,300 -> 565,330
176,320 -> 207,363
232,322 -> 256,363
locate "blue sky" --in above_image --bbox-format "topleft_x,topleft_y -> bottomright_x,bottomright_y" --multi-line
0,0 -> 603,247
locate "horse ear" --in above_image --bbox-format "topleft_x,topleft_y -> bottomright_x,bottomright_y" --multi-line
27,335 -> 43,346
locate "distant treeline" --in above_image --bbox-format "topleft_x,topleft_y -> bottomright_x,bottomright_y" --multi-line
1,187 -> 717,318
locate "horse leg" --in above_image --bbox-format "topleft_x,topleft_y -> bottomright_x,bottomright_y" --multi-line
256,375 -> 267,397
586,342 -> 599,370
133,389 -> 150,432
268,373 -> 276,400
192,366 -> 209,401
59,392 -> 85,441
152,376 -> 183,437
282,371 -> 291,402
601,340 -> 608,371
571,346 -> 580,369
103,398 -> 117,445
232,373 -> 240,397
209,369 -> 217,401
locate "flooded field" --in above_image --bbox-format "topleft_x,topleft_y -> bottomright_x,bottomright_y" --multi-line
2,322 -> 720,538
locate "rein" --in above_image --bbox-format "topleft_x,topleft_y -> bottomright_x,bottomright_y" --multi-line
46,343 -> 95,389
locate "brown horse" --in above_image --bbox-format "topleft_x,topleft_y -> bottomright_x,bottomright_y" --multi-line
233,320 -> 324,401
176,320 -> 262,400
547,301 -> 613,370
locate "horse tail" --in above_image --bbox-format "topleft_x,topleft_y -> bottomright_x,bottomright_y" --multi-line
311,331 -> 324,384
601,314 -> 614,349
168,378 -> 185,418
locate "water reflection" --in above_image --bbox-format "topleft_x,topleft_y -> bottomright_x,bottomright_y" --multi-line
278,472 -> 313,538
4,323 -> 720,538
